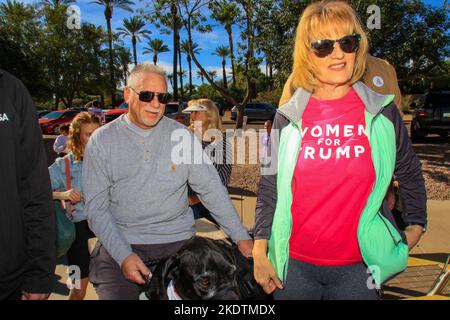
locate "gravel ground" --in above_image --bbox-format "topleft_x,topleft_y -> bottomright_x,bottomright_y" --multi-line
44,134 -> 449,200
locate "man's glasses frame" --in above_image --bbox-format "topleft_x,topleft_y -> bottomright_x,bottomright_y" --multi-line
129,87 -> 171,104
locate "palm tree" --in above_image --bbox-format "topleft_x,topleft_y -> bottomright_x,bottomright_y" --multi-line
0,0 -> 36,43
114,45 -> 132,87
180,40 -> 200,95
196,70 -> 204,84
40,0 -> 75,7
210,0 -> 239,85
208,70 -> 217,82
90,0 -> 134,106
213,45 -> 230,89
143,38 -> 170,65
178,69 -> 187,98
117,16 -> 150,65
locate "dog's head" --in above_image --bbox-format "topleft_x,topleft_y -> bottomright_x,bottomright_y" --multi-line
143,237 -> 240,300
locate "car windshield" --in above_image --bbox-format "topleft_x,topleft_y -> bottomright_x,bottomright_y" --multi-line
42,111 -> 63,120
165,104 -> 179,114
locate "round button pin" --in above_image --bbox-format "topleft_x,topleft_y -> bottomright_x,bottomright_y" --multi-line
373,76 -> 385,88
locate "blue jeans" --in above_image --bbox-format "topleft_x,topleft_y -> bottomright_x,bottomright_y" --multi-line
274,258 -> 380,300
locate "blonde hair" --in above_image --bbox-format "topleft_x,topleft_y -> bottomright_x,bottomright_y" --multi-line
188,99 -> 223,132
66,112 -> 101,161
292,0 -> 369,92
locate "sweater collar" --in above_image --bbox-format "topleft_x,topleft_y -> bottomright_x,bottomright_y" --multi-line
277,81 -> 395,125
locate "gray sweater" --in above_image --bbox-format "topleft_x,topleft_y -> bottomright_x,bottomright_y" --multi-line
82,115 -> 250,266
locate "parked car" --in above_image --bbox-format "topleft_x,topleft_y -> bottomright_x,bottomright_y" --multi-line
103,102 -> 128,124
166,102 -> 190,126
36,110 -> 51,118
38,109 -> 80,134
230,102 -> 277,122
411,89 -> 450,142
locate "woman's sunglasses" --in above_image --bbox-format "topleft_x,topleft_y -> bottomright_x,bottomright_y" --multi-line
310,34 -> 361,58
129,87 -> 171,104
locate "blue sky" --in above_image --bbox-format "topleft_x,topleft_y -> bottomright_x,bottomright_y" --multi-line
14,0 -> 446,86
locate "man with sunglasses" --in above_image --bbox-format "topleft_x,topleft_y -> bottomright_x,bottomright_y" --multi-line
82,63 -> 253,300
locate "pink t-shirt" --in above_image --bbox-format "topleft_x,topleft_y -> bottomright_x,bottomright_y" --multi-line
290,88 -> 375,266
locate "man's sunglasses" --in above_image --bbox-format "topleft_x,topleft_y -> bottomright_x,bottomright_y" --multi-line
129,87 -> 171,104
310,34 -> 361,58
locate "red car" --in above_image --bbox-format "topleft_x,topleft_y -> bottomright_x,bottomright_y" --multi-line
39,110 -> 80,135
103,103 -> 128,124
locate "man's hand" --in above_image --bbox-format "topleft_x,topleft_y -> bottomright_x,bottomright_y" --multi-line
405,225 -> 424,251
21,292 -> 50,300
237,239 -> 254,259
121,254 -> 151,285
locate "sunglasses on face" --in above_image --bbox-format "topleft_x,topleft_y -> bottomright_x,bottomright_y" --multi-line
129,87 -> 171,104
310,34 -> 361,58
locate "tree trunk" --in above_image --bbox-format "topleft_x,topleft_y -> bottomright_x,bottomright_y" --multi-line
132,36 -> 137,65
172,4 -> 178,101
54,95 -> 60,110
106,14 -> 116,107
153,54 -> 157,65
222,59 -> 228,89
226,25 -> 236,85
188,55 -> 193,94
178,38 -> 183,99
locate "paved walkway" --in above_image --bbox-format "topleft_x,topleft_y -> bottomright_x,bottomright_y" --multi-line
50,199 -> 449,300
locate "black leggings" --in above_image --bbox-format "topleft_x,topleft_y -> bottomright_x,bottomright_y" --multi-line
274,258 -> 380,300
67,220 -> 95,279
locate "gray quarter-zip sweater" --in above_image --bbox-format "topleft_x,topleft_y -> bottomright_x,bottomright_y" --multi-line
82,114 -> 250,266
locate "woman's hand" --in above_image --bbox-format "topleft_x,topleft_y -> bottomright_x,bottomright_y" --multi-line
253,240 -> 283,294
63,188 -> 82,204
404,225 -> 424,251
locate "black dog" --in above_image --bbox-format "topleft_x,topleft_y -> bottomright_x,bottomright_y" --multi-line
141,236 -> 266,300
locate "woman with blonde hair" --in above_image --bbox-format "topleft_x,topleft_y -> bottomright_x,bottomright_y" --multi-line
183,99 -> 232,226
49,112 -> 101,300
253,0 -> 426,300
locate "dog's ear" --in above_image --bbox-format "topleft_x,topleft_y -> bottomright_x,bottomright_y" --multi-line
145,255 -> 180,300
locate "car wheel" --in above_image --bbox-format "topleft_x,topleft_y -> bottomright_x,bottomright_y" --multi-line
52,125 -> 60,135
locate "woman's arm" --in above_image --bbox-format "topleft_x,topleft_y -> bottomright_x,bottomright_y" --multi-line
52,190 -> 81,203
382,103 -> 427,249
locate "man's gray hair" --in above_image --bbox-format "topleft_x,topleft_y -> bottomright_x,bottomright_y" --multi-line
127,63 -> 168,88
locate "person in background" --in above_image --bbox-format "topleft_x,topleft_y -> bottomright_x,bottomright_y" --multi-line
0,69 -> 56,300
53,124 -> 70,158
183,99 -> 233,226
253,0 -> 427,300
49,112 -> 100,300
260,119 -> 273,160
